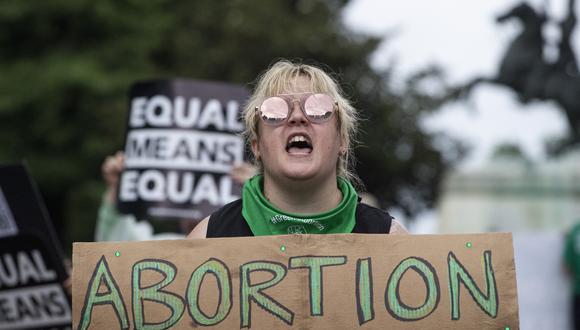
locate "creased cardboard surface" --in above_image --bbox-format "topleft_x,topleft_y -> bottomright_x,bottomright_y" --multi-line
73,233 -> 519,329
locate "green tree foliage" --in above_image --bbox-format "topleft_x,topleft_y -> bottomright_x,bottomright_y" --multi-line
0,0 -> 464,250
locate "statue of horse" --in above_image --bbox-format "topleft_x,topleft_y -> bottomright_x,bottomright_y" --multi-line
453,0 -> 580,140
543,0 -> 580,137
495,3 -> 547,99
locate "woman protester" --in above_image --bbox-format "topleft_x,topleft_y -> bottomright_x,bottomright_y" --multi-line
188,60 -> 407,238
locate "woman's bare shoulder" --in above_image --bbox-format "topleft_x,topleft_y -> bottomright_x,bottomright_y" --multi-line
187,216 -> 209,239
390,219 -> 409,235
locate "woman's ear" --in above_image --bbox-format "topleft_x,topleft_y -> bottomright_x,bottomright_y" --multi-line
251,138 -> 260,161
339,136 -> 347,157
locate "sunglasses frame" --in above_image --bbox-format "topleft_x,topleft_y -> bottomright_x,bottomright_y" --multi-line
255,92 -> 337,126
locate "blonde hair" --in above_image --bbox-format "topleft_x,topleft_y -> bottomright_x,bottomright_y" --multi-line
243,60 -> 360,185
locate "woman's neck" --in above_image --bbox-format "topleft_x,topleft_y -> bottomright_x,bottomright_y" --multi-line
262,175 -> 343,214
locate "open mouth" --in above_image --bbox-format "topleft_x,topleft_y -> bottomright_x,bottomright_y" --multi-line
286,134 -> 313,154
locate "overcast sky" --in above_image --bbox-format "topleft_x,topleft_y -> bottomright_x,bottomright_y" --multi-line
343,0 -> 577,169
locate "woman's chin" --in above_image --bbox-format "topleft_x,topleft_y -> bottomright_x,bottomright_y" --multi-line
269,165 -> 315,182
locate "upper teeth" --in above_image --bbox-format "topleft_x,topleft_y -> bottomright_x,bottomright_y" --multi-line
290,135 -> 308,143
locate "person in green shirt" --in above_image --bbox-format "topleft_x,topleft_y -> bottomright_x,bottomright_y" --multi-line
564,221 -> 580,330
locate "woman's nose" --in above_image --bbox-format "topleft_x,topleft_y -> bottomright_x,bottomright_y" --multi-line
287,101 -> 308,125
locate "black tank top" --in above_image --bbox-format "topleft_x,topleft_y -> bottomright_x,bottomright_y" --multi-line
206,199 -> 393,238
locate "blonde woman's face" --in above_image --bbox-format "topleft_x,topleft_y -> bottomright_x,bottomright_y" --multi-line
251,75 -> 343,185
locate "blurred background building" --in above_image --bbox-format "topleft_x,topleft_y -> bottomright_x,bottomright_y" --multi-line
438,147 -> 580,233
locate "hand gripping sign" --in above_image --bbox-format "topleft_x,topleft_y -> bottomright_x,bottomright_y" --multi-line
117,79 -> 249,221
73,233 -> 519,329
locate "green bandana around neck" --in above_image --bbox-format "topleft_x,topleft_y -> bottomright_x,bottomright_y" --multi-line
241,175 -> 358,236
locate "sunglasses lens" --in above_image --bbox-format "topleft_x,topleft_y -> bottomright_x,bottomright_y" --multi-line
304,94 -> 334,123
259,97 -> 288,125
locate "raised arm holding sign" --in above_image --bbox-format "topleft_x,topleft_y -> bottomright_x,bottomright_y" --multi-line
96,151 -> 256,242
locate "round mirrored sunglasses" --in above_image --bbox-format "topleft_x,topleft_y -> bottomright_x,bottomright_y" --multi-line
256,93 -> 336,126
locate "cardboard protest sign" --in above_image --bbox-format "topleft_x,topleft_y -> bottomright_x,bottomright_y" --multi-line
0,163 -> 71,329
73,233 -> 519,329
118,79 -> 249,221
